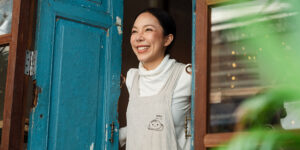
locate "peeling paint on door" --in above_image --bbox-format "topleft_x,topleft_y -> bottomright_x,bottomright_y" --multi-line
116,16 -> 122,35
90,143 -> 94,150
105,124 -> 108,142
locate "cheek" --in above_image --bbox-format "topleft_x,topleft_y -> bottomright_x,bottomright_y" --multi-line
130,36 -> 135,47
151,33 -> 164,45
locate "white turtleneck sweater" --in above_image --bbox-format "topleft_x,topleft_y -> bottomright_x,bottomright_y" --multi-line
120,55 -> 192,150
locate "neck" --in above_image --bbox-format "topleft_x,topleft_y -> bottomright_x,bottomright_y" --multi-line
142,56 -> 165,70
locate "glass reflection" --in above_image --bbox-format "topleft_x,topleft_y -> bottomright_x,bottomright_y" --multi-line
0,45 -> 9,135
209,0 -> 295,133
0,0 -> 12,35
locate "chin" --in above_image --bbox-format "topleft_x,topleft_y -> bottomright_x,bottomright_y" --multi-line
136,55 -> 148,62
137,57 -> 147,63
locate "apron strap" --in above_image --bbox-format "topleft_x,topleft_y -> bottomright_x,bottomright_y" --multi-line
159,62 -> 185,98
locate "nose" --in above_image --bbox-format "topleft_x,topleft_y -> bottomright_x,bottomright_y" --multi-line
136,32 -> 144,42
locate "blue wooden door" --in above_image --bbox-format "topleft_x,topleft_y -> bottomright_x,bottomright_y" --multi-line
27,0 -> 122,150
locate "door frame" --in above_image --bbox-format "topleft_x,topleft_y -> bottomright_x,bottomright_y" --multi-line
1,0 -> 37,150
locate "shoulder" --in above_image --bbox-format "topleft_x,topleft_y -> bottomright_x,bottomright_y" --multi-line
126,68 -> 138,93
179,63 -> 192,86
174,63 -> 192,96
175,62 -> 192,81
126,68 -> 138,78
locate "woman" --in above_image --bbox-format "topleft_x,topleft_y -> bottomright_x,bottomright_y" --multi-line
119,8 -> 191,150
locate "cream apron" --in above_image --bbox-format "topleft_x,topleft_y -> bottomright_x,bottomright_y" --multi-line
126,63 -> 185,150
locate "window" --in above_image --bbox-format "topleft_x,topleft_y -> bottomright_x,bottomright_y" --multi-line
0,45 -> 9,138
0,0 -> 12,144
194,0 -> 299,149
0,0 -> 12,35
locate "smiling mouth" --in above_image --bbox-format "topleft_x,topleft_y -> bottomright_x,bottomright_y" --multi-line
137,46 -> 150,53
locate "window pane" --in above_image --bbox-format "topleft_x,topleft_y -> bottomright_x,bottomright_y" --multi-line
0,45 -> 9,141
209,0 -> 297,133
0,0 -> 12,35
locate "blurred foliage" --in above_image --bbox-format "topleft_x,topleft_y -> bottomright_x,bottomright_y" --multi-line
217,129 -> 300,150
215,0 -> 300,150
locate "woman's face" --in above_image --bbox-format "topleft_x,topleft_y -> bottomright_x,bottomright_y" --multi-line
130,12 -> 173,68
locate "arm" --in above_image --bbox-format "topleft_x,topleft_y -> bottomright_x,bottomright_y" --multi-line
119,126 -> 127,147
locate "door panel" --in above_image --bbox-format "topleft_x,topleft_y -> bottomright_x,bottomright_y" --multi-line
52,1 -> 112,28
54,0 -> 107,12
27,0 -> 122,149
47,19 -> 106,150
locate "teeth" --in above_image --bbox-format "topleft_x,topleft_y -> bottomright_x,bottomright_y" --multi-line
137,47 -> 149,50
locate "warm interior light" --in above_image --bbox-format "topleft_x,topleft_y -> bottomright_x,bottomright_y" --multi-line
232,62 -> 237,68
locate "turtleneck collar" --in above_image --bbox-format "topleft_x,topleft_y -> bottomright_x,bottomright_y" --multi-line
138,55 -> 175,76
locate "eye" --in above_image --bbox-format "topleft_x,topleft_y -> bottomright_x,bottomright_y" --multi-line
131,30 -> 137,34
145,28 -> 153,32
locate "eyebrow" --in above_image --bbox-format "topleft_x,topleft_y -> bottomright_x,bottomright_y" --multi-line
132,24 -> 156,29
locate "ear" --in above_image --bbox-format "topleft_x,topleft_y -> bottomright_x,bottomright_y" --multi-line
163,34 -> 174,47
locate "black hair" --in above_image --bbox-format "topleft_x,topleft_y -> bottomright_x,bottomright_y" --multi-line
134,8 -> 176,55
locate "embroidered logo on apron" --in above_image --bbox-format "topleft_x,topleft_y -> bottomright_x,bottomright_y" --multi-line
148,115 -> 164,131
